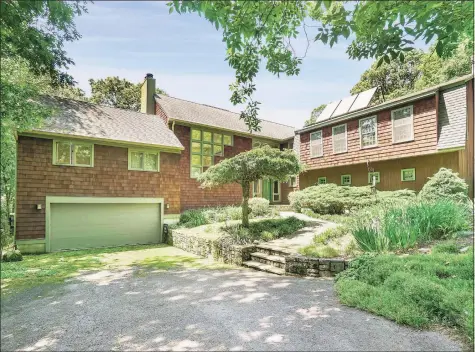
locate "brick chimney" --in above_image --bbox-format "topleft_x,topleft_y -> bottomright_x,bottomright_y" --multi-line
140,73 -> 156,114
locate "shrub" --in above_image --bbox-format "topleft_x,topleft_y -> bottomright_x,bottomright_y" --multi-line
419,168 -> 469,204
178,206 -> 244,228
2,249 -> 23,262
249,197 -> 270,216
299,244 -> 340,258
178,209 -> 208,228
313,226 -> 348,245
432,241 -> 460,254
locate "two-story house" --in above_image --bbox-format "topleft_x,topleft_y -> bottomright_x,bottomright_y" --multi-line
15,74 -> 296,253
296,74 -> 474,197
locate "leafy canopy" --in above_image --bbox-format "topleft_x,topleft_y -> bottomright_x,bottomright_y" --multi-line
169,0 -> 474,132
304,104 -> 327,126
89,76 -> 167,111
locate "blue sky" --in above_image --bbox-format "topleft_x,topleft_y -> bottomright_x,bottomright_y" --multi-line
65,1 -> 375,128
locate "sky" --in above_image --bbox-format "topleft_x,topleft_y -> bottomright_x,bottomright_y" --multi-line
64,1 -> 375,129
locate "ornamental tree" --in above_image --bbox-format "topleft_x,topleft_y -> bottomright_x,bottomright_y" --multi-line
198,146 -> 304,227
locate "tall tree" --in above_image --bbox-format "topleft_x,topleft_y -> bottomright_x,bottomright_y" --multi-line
198,146 -> 303,227
304,104 -> 327,126
169,1 -> 474,132
89,77 -> 167,111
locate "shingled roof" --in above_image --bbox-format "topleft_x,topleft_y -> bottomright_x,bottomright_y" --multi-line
29,96 -> 183,149
155,95 -> 295,141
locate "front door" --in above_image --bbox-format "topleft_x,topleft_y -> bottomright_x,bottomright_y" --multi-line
262,179 -> 272,202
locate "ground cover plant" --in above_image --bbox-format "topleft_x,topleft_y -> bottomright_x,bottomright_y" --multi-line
335,248 -> 474,343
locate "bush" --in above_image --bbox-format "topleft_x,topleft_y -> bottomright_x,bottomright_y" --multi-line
249,197 -> 270,216
335,250 -> 474,340
2,249 -> 23,262
289,184 -> 416,214
313,226 -> 348,245
178,206 -> 244,228
299,244 -> 340,258
419,168 -> 469,204
222,217 -> 306,245
432,241 -> 460,254
178,209 -> 208,228
352,200 -> 471,252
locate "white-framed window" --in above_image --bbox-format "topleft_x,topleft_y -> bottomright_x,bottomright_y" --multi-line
317,177 -> 327,185
310,130 -> 323,158
253,179 -> 262,197
53,140 -> 94,167
288,176 -> 297,187
341,174 -> 351,186
128,149 -> 160,172
273,181 -> 281,202
332,124 -> 347,154
191,128 -> 232,178
401,168 -> 416,181
368,171 -> 380,184
391,105 -> 414,144
359,116 -> 378,148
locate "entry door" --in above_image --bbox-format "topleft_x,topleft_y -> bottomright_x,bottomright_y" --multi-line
262,179 -> 272,202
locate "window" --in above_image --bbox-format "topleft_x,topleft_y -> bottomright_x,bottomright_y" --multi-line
392,106 -> 414,143
128,149 -> 160,172
310,131 -> 323,158
191,128 -> 232,177
273,181 -> 281,202
368,171 -> 380,184
359,116 -> 378,148
341,174 -> 351,186
332,124 -> 347,154
253,180 -> 262,197
401,168 -> 416,181
53,140 -> 93,167
288,176 -> 297,187
317,177 -> 327,185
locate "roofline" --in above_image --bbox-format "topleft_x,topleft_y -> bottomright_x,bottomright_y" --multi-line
169,119 -> 294,143
296,73 -> 474,134
19,131 -> 184,154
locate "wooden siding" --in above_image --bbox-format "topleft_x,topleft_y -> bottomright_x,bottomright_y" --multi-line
458,79 -> 474,198
299,152 -> 460,192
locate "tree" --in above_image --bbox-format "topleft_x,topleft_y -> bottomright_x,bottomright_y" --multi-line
89,77 -> 167,111
198,146 -> 304,227
169,1 -> 473,132
304,104 -> 326,126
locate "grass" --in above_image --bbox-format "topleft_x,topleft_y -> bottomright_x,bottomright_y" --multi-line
335,247 -> 474,343
1,244 -> 230,296
299,244 -> 340,258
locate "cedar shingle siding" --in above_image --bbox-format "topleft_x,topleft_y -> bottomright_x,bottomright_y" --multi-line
437,85 -> 467,150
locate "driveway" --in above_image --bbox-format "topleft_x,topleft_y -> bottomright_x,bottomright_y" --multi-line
1,267 -> 461,351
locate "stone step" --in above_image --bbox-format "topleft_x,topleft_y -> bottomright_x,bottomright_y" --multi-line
242,260 -> 285,275
250,252 -> 286,269
254,244 -> 293,257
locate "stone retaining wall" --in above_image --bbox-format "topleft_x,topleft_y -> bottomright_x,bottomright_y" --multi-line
284,254 -> 348,277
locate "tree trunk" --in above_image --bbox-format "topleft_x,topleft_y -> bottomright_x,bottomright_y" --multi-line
241,182 -> 250,228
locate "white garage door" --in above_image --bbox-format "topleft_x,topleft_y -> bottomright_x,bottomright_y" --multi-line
49,202 -> 161,251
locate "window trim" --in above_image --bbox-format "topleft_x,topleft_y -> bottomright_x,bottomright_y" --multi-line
391,105 -> 414,144
253,179 -> 262,197
332,123 -> 348,154
359,115 -> 378,149
368,171 -> 381,184
317,177 -> 327,185
341,174 -> 352,186
272,180 -> 281,202
191,128 -> 232,178
128,149 -> 160,172
52,140 -> 94,167
288,176 -> 297,188
401,168 -> 416,181
310,130 -> 323,158
223,134 -> 234,147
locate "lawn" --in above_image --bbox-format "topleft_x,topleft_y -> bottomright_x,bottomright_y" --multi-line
1,244 -> 230,296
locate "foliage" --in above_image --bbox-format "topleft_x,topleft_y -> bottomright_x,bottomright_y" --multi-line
1,0 -> 87,86
419,168 -> 469,204
169,0 -> 473,132
249,197 -> 270,217
198,146 -> 303,227
352,200 -> 471,252
177,206 -> 245,228
289,184 -> 416,214
313,226 -> 348,245
89,76 -> 167,111
299,244 -> 339,258
335,250 -> 474,341
432,241 -> 460,255
222,217 -> 306,245
1,250 -> 22,263
304,104 -> 327,126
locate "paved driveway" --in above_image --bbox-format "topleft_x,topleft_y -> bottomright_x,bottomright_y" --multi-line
1,268 -> 461,351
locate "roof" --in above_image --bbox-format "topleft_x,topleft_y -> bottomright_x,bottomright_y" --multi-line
297,73 -> 474,134
28,96 -> 184,150
155,95 -> 295,141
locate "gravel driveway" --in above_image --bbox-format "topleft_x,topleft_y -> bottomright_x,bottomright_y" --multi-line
1,267 -> 461,351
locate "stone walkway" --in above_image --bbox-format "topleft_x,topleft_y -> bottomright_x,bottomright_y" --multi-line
265,212 -> 338,253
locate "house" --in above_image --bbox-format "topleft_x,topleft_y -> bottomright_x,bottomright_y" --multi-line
15,74 -> 296,253
296,74 -> 474,197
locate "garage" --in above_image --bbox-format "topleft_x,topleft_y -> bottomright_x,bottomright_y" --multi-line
47,197 -> 163,252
